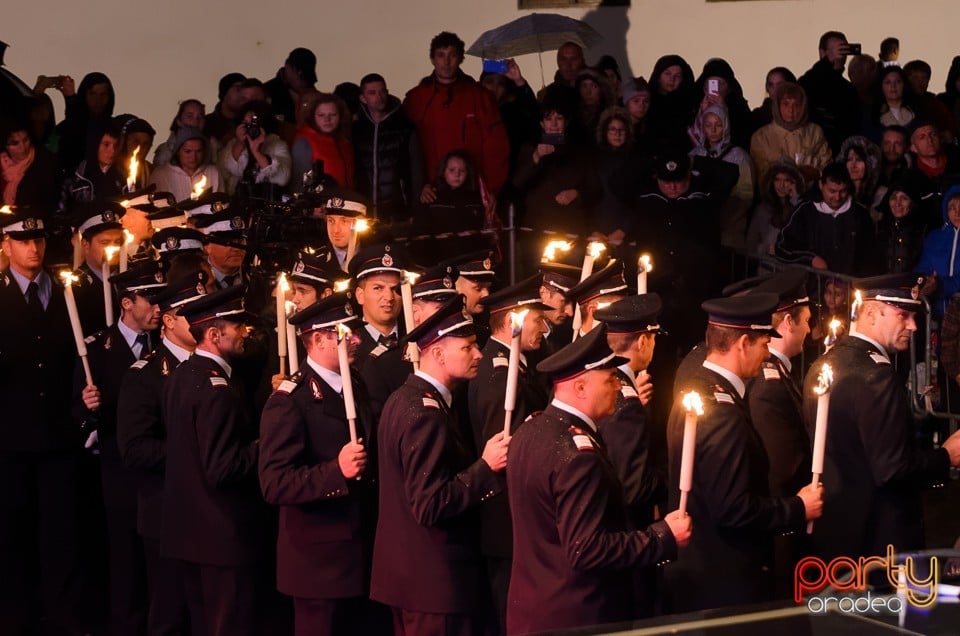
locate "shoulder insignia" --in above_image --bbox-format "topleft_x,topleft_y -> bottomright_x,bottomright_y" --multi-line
870,353 -> 890,365
714,391 -> 735,405
567,425 -> 596,452
422,396 -> 440,409
84,334 -> 98,344
620,384 -> 639,399
160,357 -> 171,376
209,377 -> 228,387
524,410 -> 543,423
369,344 -> 388,358
276,379 -> 298,394
492,357 -> 509,369
309,377 -> 323,401
762,366 -> 780,381
103,333 -> 112,350
130,360 -> 149,370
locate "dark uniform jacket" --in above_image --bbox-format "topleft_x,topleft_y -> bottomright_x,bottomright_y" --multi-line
258,362 -> 378,599
0,271 -> 79,452
70,262 -> 118,336
467,337 -> 548,558
355,324 -> 411,422
803,335 -> 951,561
666,363 -> 805,612
116,342 -> 185,539
161,353 -> 262,567
370,373 -> 501,614
507,403 -> 676,634
747,354 -> 811,497
597,367 -> 662,529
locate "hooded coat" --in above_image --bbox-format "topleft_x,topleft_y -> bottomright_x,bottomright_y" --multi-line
838,135 -> 885,221
874,173 -> 928,275
55,72 -> 116,173
750,84 -> 832,188
746,158 -> 805,257
916,183 -> 960,317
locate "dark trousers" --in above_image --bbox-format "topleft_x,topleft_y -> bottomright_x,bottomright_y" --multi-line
391,607 -> 487,636
142,538 -> 189,636
104,505 -> 147,635
176,561 -> 256,636
292,596 -> 393,636
486,557 -> 510,636
0,450 -> 84,635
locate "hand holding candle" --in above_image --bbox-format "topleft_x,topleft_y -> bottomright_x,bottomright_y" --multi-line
337,323 -> 358,443
102,246 -> 119,327
503,309 -> 529,436
637,254 -> 652,294
61,271 -> 94,386
400,271 -> 421,371
679,391 -> 703,517
808,363 -> 833,533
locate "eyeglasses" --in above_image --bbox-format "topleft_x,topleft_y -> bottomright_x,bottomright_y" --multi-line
607,127 -> 628,135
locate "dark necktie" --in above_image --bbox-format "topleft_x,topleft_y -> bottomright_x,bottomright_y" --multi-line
135,333 -> 150,360
378,333 -> 398,349
222,274 -> 238,288
26,282 -> 43,313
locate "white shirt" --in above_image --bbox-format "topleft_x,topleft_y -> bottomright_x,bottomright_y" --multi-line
195,348 -> 232,377
162,336 -> 192,364
414,369 -> 452,407
702,360 -> 746,398
617,363 -> 638,391
551,398 -> 597,432
306,356 -> 343,393
851,332 -> 889,360
365,323 -> 398,341
117,318 -> 147,358
768,347 -> 792,373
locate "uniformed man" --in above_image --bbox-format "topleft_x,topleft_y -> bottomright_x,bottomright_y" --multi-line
537,260 -> 578,350
411,264 -> 459,327
442,250 -> 497,317
317,190 -> 367,272
466,275 -> 549,632
116,270 -> 207,635
370,294 -> 509,636
150,226 -> 206,264
161,285 -> 263,636
195,208 -> 248,289
506,325 -> 691,634
803,273 -> 960,562
172,190 -> 232,228
71,200 -> 126,333
565,260 -> 628,339
259,293 -> 382,636
0,210 -> 86,634
665,293 -> 823,613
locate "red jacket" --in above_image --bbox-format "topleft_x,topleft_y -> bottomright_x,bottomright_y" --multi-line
293,125 -> 355,188
403,72 -> 509,196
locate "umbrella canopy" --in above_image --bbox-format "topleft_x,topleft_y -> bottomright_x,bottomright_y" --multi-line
466,13 -> 602,60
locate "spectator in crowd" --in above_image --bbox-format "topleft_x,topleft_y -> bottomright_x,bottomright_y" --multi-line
204,73 -> 246,146
903,60 -> 958,143
291,93 -> 354,193
879,124 -> 912,186
750,82 -> 832,186
404,31 -> 510,202
513,100 -> 601,238
538,41 -> 587,112
480,62 -> 540,178
55,71 -> 116,173
875,173 -> 928,274
153,99 -> 209,166
115,115 -> 156,190
218,100 -> 291,198
264,47 -> 317,126
799,31 -> 861,153
410,149 -> 491,262
23,92 -> 60,153
870,66 -> 917,135
938,56 -> 960,134
353,73 -> 423,222
59,125 -> 125,216
878,37 -> 900,66
593,107 -> 634,245
692,58 -> 753,150
909,119 -> 960,204
596,54 -> 623,102
746,158 -> 804,258
623,77 -> 653,149
646,54 -> 697,152
750,67 -> 796,133
916,185 -> 960,318
567,68 -> 614,146
776,162 -> 875,275
838,135 -> 884,222
1,117 -> 58,211
847,54 -> 878,114
690,103 -> 753,249
150,126 -> 223,201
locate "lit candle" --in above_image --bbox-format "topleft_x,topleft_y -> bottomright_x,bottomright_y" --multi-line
808,363 -> 833,534
823,318 -> 842,352
849,290 -> 862,336
120,229 -> 134,272
126,145 -> 140,192
344,217 -> 369,270
571,242 -> 605,342
333,279 -> 351,293
679,391 -> 704,517
0,204 -> 11,215
400,270 -> 421,371
285,301 -> 299,375
191,174 -> 208,200
638,254 -> 652,294
61,272 -> 94,386
541,240 -> 572,263
102,246 -> 119,327
275,274 -> 289,374
503,309 -> 529,436
337,323 -> 358,443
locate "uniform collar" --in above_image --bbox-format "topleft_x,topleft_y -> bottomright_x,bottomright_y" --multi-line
116,318 -> 142,352
414,369 -> 452,407
195,348 -> 232,377
306,356 -> 342,393
768,347 -> 792,373
617,363 -> 638,390
8,267 -> 50,298
489,336 -> 528,367
851,332 -> 889,360
702,359 -> 746,398
551,398 -> 597,432
365,322 -> 398,341
162,336 -> 192,363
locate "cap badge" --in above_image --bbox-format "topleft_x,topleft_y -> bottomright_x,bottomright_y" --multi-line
166,236 -> 179,250
443,276 -> 453,289
382,253 -> 394,267
196,282 -> 206,295
154,272 -> 164,283
482,258 -> 492,270
212,201 -> 225,213
23,218 -> 37,230
328,197 -> 344,209
101,210 -> 117,223
293,260 -> 305,274
344,303 -> 354,316
230,216 -> 244,230
665,161 -> 678,172
911,284 -> 920,300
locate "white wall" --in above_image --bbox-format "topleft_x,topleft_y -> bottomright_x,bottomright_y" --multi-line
6,0 -> 959,140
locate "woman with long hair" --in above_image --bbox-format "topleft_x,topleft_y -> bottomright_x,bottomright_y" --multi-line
291,93 -> 354,192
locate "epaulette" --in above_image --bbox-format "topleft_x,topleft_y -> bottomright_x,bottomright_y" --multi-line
369,343 -> 389,358
275,370 -> 304,395
567,425 -> 597,452
524,410 -> 543,423
620,377 -> 639,399
711,384 -> 735,405
492,355 -> 509,369
85,329 -> 105,345
869,351 -> 890,366
208,368 -> 228,387
130,360 -> 149,370
422,394 -> 441,409
761,360 -> 780,381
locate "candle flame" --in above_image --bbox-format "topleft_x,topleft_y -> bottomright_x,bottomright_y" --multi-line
302,246 -> 316,255
123,229 -> 134,246
60,270 -> 78,286
354,218 -> 370,233
284,300 -> 297,318
404,270 -> 421,286
334,279 -> 351,293
587,241 -> 606,259
542,240 -> 572,262
823,318 -> 843,348
336,322 -> 352,342
193,175 -> 208,200
127,146 -> 140,190
814,363 -> 834,396
639,253 -> 652,273
278,272 -> 289,293
508,309 -> 529,335
851,290 -> 863,321
103,245 -> 120,263
682,391 -> 704,416
0,204 -> 12,214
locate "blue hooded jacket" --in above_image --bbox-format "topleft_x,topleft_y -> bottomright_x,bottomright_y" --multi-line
916,184 -> 960,317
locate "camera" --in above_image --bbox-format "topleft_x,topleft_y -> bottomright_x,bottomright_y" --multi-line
244,115 -> 262,140
37,75 -> 64,91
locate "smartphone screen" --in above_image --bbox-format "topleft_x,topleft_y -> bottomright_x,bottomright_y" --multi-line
482,59 -> 509,74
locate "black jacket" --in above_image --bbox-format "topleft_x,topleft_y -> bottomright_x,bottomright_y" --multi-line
776,197 -> 875,275
799,58 -> 862,154
9,145 -> 59,214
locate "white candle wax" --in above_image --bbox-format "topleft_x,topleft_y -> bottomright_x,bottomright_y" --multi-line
63,280 -> 94,385
338,330 -> 357,442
